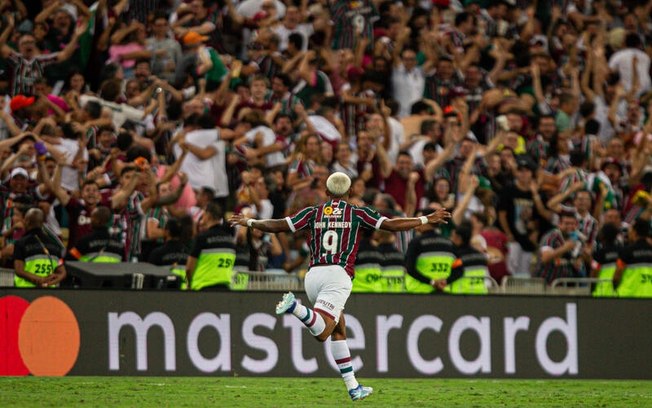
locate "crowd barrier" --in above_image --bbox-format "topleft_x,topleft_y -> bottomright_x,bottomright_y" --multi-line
0,268 -> 12,287
0,266 -> 626,297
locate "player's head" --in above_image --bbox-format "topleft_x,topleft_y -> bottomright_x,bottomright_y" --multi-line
326,172 -> 351,198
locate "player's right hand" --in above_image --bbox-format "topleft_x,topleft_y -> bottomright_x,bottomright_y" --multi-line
426,208 -> 452,224
229,213 -> 247,227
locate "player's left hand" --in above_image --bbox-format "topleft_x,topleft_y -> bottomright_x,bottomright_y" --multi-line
229,213 -> 248,227
426,207 -> 452,224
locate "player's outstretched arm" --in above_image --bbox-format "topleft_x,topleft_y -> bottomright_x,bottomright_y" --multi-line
380,208 -> 451,232
229,213 -> 292,233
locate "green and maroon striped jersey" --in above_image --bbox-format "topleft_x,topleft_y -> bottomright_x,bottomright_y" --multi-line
285,199 -> 387,277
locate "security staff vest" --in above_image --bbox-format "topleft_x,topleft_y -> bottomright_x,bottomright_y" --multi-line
13,229 -> 64,288
70,229 -> 123,264
405,232 -> 455,293
170,266 -> 188,290
448,247 -> 489,295
379,243 -> 405,293
149,239 -> 190,290
190,225 -> 236,291
352,239 -> 383,293
231,247 -> 252,291
617,239 -> 652,298
593,245 -> 620,298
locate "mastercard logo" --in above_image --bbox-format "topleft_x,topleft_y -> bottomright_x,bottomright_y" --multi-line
0,295 -> 80,376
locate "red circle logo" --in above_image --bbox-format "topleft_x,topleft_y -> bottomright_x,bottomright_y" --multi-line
0,295 -> 80,376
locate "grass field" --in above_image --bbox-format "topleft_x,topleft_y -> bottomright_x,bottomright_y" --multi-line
1,377 -> 651,407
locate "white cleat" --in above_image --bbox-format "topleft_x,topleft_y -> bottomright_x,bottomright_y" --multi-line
349,385 -> 373,401
275,291 -> 296,315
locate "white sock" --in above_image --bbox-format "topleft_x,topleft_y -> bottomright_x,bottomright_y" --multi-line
292,302 -> 326,337
331,340 -> 359,391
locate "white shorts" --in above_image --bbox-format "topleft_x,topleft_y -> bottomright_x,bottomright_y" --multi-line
304,265 -> 352,324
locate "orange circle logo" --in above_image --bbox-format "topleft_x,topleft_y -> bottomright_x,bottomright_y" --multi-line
0,296 -> 80,376
324,206 -> 333,215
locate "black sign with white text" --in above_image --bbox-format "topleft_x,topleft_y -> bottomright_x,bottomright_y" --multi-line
1,290 -> 650,378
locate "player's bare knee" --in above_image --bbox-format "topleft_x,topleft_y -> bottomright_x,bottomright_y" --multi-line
316,331 -> 330,342
316,324 -> 335,342
330,330 -> 346,341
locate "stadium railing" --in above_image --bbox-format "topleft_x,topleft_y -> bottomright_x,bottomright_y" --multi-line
485,276 -> 501,294
232,270 -> 304,291
500,276 -> 548,295
0,267 -> 13,287
449,275 -> 500,295
550,277 -> 610,296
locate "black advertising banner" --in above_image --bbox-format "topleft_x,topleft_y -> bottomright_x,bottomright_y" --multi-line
0,290 -> 650,378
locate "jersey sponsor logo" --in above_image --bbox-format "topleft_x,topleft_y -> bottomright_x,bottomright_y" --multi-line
323,206 -> 342,218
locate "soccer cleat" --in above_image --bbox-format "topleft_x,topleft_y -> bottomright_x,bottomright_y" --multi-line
349,385 -> 373,401
275,291 -> 296,315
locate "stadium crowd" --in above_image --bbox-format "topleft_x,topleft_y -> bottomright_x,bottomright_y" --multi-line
0,0 -> 651,295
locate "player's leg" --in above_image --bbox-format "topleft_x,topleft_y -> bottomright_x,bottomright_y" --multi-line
330,311 -> 373,400
276,266 -> 335,338
330,314 -> 358,389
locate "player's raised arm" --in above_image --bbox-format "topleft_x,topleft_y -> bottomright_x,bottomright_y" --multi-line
380,207 -> 451,232
229,213 -> 292,233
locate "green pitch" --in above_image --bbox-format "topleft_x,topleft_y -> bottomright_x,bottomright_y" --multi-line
1,377 -> 651,407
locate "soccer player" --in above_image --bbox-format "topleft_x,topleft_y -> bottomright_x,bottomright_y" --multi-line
230,172 -> 450,401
